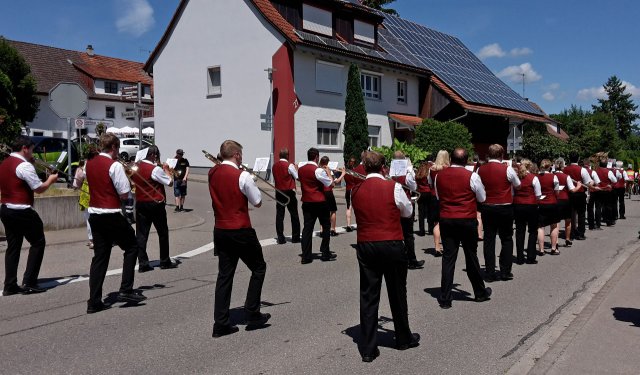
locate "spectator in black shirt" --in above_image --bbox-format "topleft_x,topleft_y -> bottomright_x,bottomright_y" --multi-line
173,149 -> 190,212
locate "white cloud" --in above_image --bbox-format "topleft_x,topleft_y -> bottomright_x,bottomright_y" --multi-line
116,0 -> 155,37
509,47 -> 532,57
477,43 -> 505,59
542,92 -> 555,101
548,83 -> 560,90
577,80 -> 640,101
496,63 -> 542,84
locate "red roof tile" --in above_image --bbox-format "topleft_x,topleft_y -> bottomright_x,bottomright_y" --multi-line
388,113 -> 423,127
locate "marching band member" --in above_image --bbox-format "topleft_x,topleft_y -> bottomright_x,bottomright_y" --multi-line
554,158 -> 582,248
435,148 -> 491,309
391,151 -> 424,270
86,134 -> 146,313
564,153 -> 593,240
351,151 -> 420,362
584,158 -> 601,230
537,159 -> 560,255
208,140 -> 270,337
428,150 -> 450,256
613,161 -> 628,220
272,148 -> 301,244
513,159 -> 541,264
318,156 -> 345,236
343,157 -> 359,232
0,136 -> 58,296
131,145 -> 178,272
415,160 -> 433,237
476,144 -> 520,282
298,148 -> 335,264
595,156 -> 617,227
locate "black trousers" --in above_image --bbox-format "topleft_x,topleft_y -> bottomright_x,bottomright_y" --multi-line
439,218 -> 487,303
88,213 -> 138,305
136,201 -> 170,266
401,214 -> 417,262
587,192 -> 596,228
357,240 -> 411,355
614,188 -> 625,219
481,204 -> 514,275
416,192 -> 432,233
570,192 -> 587,237
514,204 -> 538,262
594,191 -> 614,226
213,228 -> 266,328
275,190 -> 300,241
1,206 -> 46,288
301,201 -> 330,261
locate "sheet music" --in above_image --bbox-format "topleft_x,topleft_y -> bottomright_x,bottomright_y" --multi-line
389,159 -> 408,177
56,151 -> 67,164
253,157 -> 270,172
166,158 -> 178,169
465,165 -> 474,172
135,148 -> 149,163
328,161 -> 339,171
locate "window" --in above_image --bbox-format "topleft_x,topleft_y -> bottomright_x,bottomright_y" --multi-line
354,20 -> 375,44
397,80 -> 407,104
315,60 -> 344,94
106,106 -> 115,119
142,85 -> 151,97
368,126 -> 380,148
302,4 -> 332,36
104,81 -> 118,94
317,121 -> 340,147
207,66 -> 221,97
125,107 -> 135,121
33,131 -> 44,136
361,73 -> 381,99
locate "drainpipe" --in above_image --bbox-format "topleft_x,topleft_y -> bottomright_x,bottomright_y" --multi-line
450,110 -> 469,123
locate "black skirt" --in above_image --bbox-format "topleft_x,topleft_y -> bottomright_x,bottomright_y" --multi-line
324,191 -> 338,212
538,203 -> 559,227
557,200 -> 571,220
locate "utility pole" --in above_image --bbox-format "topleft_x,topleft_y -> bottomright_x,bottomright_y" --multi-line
522,73 -> 526,98
265,68 -> 275,181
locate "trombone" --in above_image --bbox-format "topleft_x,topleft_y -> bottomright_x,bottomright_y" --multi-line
116,159 -> 166,204
202,150 -> 290,207
344,168 -> 421,201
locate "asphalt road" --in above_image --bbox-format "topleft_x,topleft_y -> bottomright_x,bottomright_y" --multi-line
1,180 -> 639,374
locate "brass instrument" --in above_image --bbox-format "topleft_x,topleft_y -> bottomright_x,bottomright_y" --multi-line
202,150 -> 290,207
117,159 -> 166,204
344,168 -> 421,201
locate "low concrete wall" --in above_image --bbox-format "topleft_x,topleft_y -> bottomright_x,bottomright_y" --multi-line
0,195 -> 84,234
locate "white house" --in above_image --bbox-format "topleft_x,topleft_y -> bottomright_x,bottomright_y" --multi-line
145,0 -> 550,167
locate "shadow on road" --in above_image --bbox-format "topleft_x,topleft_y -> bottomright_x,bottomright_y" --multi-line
423,284 -> 473,302
341,316 -> 399,353
612,307 -> 640,327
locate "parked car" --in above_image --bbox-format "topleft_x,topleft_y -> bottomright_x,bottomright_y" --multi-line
119,138 -> 153,161
31,136 -> 79,182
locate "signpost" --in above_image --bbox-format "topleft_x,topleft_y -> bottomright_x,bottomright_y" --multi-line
48,82 -> 88,175
507,124 -> 523,154
122,82 -> 145,147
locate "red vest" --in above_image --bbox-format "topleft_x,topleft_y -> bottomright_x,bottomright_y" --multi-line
208,164 -> 251,229
563,164 -> 585,193
435,167 -> 477,219
477,162 -> 512,204
538,173 -> 557,205
555,172 -> 570,201
513,173 -> 537,205
86,155 -> 121,209
272,160 -> 296,191
131,162 -> 165,203
429,168 -> 442,188
596,167 -> 612,189
416,176 -> 431,193
614,169 -> 625,189
0,156 -> 34,206
298,163 -> 325,203
351,178 -> 403,242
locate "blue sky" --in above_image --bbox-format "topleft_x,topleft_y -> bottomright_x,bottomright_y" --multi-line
2,0 -> 638,116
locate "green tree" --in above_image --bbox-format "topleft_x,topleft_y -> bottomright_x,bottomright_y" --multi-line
361,0 -> 399,15
592,75 -> 639,139
551,105 -> 591,140
372,138 -> 428,164
342,64 -> 369,164
522,132 -> 571,163
414,118 -> 473,157
95,122 -> 106,136
566,111 -> 621,159
0,37 -> 40,145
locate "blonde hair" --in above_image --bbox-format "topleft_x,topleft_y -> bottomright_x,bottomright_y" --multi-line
431,150 -> 450,171
518,159 -> 534,179
539,159 -> 552,171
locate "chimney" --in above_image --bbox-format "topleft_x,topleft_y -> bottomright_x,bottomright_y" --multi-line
86,44 -> 94,56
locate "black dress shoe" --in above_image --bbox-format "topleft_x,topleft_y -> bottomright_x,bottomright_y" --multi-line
396,333 -> 420,350
515,258 -> 525,265
485,273 -> 498,283
438,300 -> 452,309
87,301 -> 113,314
276,238 -> 287,245
345,226 -> 353,232
2,284 -> 25,296
408,260 -> 425,269
301,258 -> 312,264
138,264 -> 154,273
526,259 -> 538,264
565,240 -> 573,247
160,260 -> 180,269
246,312 -> 271,327
212,325 -> 240,338
416,230 -> 426,237
117,292 -> 147,303
475,287 -> 492,302
320,253 -> 337,261
576,235 -> 586,240
330,230 -> 338,237
500,272 -> 514,281
21,284 -> 47,294
291,237 -> 301,243
361,348 -> 380,363
620,216 -> 626,220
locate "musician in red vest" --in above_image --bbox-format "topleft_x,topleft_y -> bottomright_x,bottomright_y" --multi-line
435,148 -> 491,309
477,144 -> 520,282
595,156 -> 617,227
537,159 -> 561,255
208,140 -> 269,338
415,159 -> 433,237
554,158 -> 582,248
513,159 -> 541,264
564,152 -> 594,240
272,148 -> 300,244
130,145 -> 178,272
613,160 -> 629,220
584,158 -> 602,230
86,134 -> 147,314
351,151 -> 420,362
0,136 -> 58,296
343,156 -> 361,232
298,148 -> 335,264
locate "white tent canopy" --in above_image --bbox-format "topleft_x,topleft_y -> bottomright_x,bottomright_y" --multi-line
106,126 -> 122,134
120,126 -> 139,134
142,127 -> 155,134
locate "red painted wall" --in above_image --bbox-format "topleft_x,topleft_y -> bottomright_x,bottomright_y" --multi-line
272,43 -> 298,162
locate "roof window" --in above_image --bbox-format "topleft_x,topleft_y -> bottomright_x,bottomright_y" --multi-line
303,4 -> 332,36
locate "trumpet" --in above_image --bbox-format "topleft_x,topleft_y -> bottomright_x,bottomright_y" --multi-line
344,168 -> 421,201
202,150 -> 290,207
116,159 -> 165,204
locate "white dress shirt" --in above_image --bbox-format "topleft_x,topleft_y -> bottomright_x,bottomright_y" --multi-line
569,163 -> 594,185
88,153 -> 131,214
365,173 -> 413,218
5,153 -> 43,209
304,161 -> 332,187
280,158 -> 298,180
140,159 -> 172,186
531,175 -> 542,197
434,165 -> 486,203
221,160 -> 262,206
590,170 -> 601,185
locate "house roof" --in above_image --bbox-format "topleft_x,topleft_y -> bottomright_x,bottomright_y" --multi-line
388,113 -> 423,127
8,40 -> 152,101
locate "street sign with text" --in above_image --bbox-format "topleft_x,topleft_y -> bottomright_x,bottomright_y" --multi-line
122,111 -> 137,118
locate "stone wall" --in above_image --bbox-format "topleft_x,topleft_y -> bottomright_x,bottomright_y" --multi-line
0,195 -> 84,234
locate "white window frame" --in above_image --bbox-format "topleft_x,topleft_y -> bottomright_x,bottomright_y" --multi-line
315,60 -> 344,95
302,4 -> 333,36
361,72 -> 381,100
397,80 -> 407,104
317,121 -> 341,148
354,20 -> 375,44
368,125 -> 381,148
207,66 -> 222,97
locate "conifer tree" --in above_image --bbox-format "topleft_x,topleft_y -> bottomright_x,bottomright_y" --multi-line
592,75 -> 639,139
343,64 -> 370,164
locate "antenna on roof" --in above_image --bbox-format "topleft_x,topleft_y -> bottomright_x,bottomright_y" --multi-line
521,73 -> 525,98
139,47 -> 151,55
